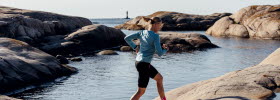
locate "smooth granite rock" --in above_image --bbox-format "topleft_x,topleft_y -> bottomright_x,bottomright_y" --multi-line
0,38 -> 77,93
154,48 -> 280,100
115,11 -> 231,31
206,5 -> 280,39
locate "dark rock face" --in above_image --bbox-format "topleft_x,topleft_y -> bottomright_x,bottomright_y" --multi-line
0,6 -> 127,56
0,38 -> 77,94
56,55 -> 69,64
206,5 -> 280,39
159,32 -> 218,52
39,25 -> 126,56
115,11 -> 231,31
0,6 -> 92,44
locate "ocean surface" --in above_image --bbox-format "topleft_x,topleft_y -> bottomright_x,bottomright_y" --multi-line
12,18 -> 280,100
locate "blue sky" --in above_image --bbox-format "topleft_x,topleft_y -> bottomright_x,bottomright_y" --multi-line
0,0 -> 279,18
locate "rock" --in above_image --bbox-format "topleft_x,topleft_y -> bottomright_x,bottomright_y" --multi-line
130,32 -> 217,52
115,11 -> 231,31
0,38 -> 77,94
0,6 -> 127,56
0,95 -> 21,100
0,6 -> 92,44
51,24 -> 126,55
97,50 -> 118,55
120,46 -> 133,51
154,48 -> 280,100
56,55 -> 69,64
129,32 -> 218,52
206,5 -> 280,39
259,48 -> 280,66
68,57 -> 83,62
38,35 -> 78,56
159,32 -> 218,52
38,25 -> 126,56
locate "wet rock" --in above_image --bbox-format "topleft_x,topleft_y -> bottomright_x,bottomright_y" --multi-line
0,38 -> 77,94
120,46 -> 133,51
154,48 -> 280,100
68,57 -> 82,62
115,11 -> 231,31
56,55 -> 69,64
97,50 -> 118,55
206,5 -> 280,39
54,24 -> 126,55
159,32 -> 218,52
39,25 -> 126,56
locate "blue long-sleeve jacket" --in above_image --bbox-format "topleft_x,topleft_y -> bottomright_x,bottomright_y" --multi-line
124,30 -> 167,63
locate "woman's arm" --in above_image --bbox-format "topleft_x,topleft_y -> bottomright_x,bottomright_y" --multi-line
154,35 -> 167,57
124,32 -> 140,50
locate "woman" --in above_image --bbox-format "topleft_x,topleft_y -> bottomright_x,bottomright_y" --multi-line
124,17 -> 168,100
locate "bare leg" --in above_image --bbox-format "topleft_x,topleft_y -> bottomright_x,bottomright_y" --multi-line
153,73 -> 166,99
130,87 -> 146,100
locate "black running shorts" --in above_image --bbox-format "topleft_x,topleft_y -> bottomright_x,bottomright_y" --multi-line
135,61 -> 159,88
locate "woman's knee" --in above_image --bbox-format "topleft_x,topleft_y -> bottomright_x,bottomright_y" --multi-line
137,88 -> 146,95
154,73 -> 163,82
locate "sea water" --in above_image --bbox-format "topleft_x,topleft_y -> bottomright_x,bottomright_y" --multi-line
12,18 -> 280,100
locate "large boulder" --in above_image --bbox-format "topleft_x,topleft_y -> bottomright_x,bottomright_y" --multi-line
159,32 -> 218,52
0,6 -> 92,44
0,38 -> 77,94
115,11 -> 231,31
39,24 -> 126,56
206,5 -> 280,39
154,48 -> 280,100
129,32 -> 218,52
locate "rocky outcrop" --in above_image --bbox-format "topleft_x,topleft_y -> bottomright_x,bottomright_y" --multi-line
0,7 -> 126,56
115,11 -> 231,31
127,32 -> 218,52
159,32 -> 218,52
39,24 -> 126,56
0,38 -> 77,94
154,48 -> 280,100
0,6 -> 92,44
206,5 -> 280,39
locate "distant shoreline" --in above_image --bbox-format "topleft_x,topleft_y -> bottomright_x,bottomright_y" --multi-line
89,18 -> 131,20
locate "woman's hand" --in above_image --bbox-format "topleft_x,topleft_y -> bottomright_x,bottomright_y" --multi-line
135,45 -> 140,53
162,44 -> 169,51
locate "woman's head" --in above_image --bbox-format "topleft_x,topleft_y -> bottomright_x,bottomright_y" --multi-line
145,17 -> 163,32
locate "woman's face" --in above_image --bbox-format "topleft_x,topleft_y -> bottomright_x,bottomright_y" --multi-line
155,22 -> 163,31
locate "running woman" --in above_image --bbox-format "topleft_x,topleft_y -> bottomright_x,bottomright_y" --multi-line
124,17 -> 168,100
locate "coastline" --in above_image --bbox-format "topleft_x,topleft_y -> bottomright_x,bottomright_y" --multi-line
154,48 -> 280,100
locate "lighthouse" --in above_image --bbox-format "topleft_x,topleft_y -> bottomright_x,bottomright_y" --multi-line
125,11 -> 129,19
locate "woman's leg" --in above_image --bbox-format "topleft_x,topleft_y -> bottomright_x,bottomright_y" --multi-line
130,87 -> 146,100
153,73 -> 166,100
132,62 -> 150,100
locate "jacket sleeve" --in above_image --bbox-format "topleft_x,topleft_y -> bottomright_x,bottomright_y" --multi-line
154,35 -> 167,57
124,31 -> 140,50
